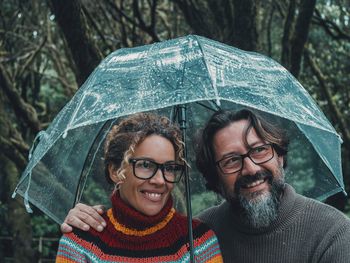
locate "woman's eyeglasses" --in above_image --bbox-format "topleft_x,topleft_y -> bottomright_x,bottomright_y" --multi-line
129,158 -> 185,183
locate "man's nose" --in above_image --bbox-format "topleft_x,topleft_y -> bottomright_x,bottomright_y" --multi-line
149,168 -> 166,185
241,156 -> 261,176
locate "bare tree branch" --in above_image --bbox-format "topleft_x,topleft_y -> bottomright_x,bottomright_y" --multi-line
150,0 -> 158,31
313,8 -> 350,42
272,1 -> 283,18
132,0 -> 160,42
0,135 -> 28,171
81,3 -> 114,53
15,37 -> 47,79
133,0 -> 148,30
0,109 -> 29,170
304,48 -> 350,148
119,0 -> 130,47
266,4 -> 275,56
10,137 -> 30,156
0,102 -> 30,165
172,0 -> 210,37
0,63 -> 41,133
106,0 -> 159,43
43,45 -> 77,96
96,2 -> 122,49
157,6 -> 174,37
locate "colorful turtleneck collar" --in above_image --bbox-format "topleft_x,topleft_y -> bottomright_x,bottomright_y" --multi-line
107,192 -> 175,235
57,191 -> 224,262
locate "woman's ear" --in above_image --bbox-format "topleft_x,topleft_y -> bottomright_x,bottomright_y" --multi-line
108,164 -> 119,183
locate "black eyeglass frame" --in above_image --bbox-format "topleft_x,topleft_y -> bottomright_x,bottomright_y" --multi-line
128,158 -> 185,183
215,143 -> 275,175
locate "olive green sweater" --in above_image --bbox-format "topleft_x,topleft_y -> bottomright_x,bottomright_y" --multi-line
197,184 -> 350,263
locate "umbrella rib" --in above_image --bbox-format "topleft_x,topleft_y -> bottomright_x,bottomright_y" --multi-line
73,120 -> 115,206
192,35 -> 220,105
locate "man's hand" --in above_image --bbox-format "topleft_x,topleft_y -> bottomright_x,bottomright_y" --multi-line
60,203 -> 107,233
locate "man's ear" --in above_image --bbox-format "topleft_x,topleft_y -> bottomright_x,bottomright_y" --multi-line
277,155 -> 284,168
108,164 -> 119,183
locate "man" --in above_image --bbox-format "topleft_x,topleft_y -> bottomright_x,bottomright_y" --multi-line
62,109 -> 350,262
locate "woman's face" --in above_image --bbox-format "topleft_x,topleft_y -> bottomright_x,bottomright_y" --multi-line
111,134 -> 176,216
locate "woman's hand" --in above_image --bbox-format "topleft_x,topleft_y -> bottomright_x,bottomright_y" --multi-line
60,203 -> 107,233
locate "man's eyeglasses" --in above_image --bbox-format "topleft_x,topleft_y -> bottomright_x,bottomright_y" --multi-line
129,158 -> 185,183
216,144 -> 274,175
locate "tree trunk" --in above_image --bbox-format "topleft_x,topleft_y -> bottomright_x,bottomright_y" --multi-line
173,0 -> 259,51
232,0 -> 259,51
49,0 -> 103,85
281,0 -> 296,68
2,156 -> 35,262
0,79 -> 35,262
0,93 -> 34,262
290,0 -> 316,78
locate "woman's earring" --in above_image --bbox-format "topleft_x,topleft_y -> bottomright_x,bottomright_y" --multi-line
114,180 -> 124,192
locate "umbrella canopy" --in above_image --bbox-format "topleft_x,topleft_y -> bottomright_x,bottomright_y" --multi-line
14,35 -> 344,226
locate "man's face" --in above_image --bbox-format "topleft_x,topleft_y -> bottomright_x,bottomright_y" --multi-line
213,119 -> 285,206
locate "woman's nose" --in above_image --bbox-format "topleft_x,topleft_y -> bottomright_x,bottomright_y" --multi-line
149,168 -> 166,185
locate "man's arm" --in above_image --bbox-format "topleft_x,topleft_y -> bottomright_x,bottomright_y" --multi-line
60,203 -> 107,233
317,221 -> 350,263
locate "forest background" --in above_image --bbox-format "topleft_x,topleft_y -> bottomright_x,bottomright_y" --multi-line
0,0 -> 349,262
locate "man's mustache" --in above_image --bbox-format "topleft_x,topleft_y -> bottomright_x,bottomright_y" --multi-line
235,170 -> 273,191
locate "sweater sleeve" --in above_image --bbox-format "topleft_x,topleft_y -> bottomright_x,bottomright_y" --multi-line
206,229 -> 224,263
56,234 -> 87,263
194,228 -> 223,263
316,220 -> 350,263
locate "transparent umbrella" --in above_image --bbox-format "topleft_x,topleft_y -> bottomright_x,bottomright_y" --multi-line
13,35 -> 344,260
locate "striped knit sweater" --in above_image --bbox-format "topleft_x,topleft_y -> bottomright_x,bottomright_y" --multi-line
56,193 -> 223,263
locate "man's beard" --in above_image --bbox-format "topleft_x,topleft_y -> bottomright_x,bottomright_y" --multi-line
222,169 -> 285,228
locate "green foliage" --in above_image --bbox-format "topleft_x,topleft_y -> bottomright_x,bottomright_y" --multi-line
31,213 -> 60,237
191,191 -> 222,216
80,178 -> 111,207
30,213 -> 60,259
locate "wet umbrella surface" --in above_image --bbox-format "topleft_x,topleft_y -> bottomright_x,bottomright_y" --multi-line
14,35 -> 344,228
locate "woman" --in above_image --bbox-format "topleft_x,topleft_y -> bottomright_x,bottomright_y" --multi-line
56,113 -> 223,262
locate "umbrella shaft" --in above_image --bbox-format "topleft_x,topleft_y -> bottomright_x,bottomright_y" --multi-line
178,105 -> 187,130
178,105 -> 195,263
